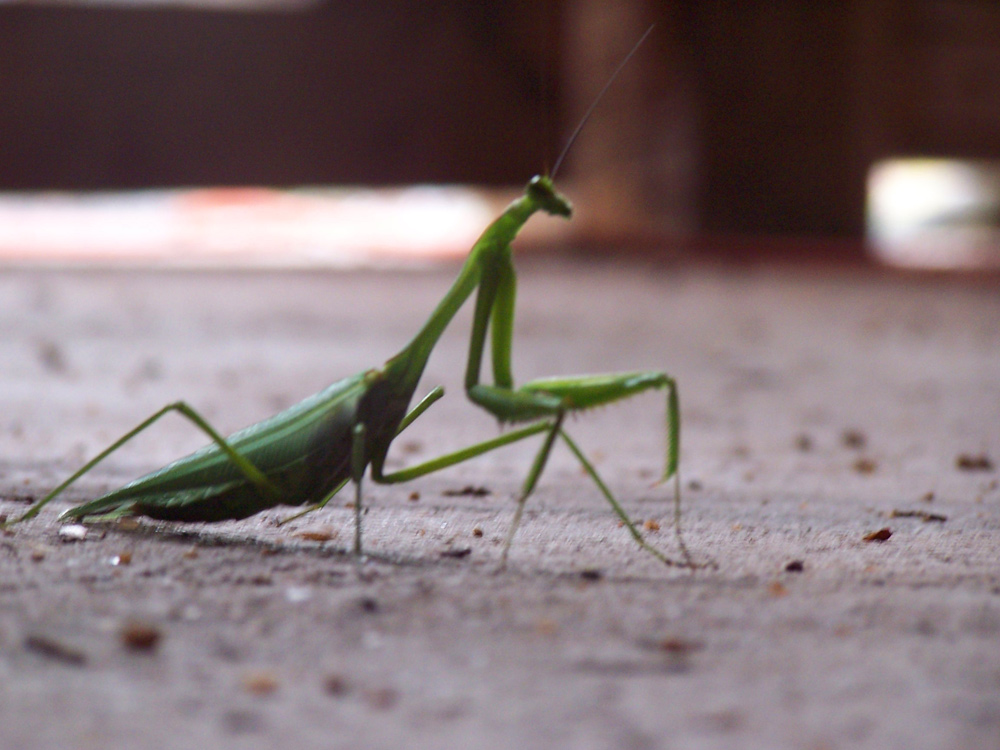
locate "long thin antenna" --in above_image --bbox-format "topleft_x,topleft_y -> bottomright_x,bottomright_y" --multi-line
550,22 -> 655,180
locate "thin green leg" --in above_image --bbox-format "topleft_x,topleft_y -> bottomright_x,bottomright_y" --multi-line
394,386 -> 444,435
559,430 -> 694,568
351,423 -> 366,555
269,419 -> 556,559
275,477 -> 349,527
277,387 -> 445,528
499,411 -> 565,569
371,421 -> 553,484
464,366 -> 696,567
4,401 -> 280,527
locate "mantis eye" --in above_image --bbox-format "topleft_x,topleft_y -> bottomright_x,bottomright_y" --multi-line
527,175 -> 573,218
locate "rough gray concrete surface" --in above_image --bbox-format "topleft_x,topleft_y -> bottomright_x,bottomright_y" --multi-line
0,261 -> 998,749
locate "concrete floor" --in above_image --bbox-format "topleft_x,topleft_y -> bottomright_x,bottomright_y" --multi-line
0,260 -> 998,749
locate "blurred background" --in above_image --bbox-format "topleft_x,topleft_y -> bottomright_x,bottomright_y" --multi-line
1,0 -> 1000,268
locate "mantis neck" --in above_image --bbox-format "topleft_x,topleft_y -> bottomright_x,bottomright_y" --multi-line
383,191 -> 539,390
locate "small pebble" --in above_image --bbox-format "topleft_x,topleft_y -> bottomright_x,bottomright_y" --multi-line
296,528 -> 337,542
120,620 -> 161,652
323,674 -> 349,696
956,453 -> 993,471
242,670 -> 280,696
767,581 -> 789,597
842,429 -> 867,449
25,634 -> 86,665
863,527 -> 892,542
58,524 -> 88,541
853,458 -> 877,475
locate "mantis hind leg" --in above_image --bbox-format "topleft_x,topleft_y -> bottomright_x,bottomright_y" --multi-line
3,401 -> 280,527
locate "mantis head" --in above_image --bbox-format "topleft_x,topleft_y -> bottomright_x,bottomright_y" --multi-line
526,175 -> 573,218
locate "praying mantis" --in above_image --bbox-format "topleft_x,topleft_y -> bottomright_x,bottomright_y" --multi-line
3,28 -> 695,568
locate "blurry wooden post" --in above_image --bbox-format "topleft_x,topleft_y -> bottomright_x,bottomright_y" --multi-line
560,0 -> 696,246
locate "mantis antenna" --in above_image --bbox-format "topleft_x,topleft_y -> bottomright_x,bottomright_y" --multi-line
550,22 -> 656,179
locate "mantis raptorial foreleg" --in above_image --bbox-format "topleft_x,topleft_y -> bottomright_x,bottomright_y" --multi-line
449,239 -> 692,566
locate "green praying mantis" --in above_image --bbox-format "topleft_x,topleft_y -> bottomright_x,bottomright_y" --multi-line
3,28 -> 695,568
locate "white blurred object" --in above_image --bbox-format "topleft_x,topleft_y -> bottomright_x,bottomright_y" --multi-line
867,159 -> 1000,270
0,185 -> 568,268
